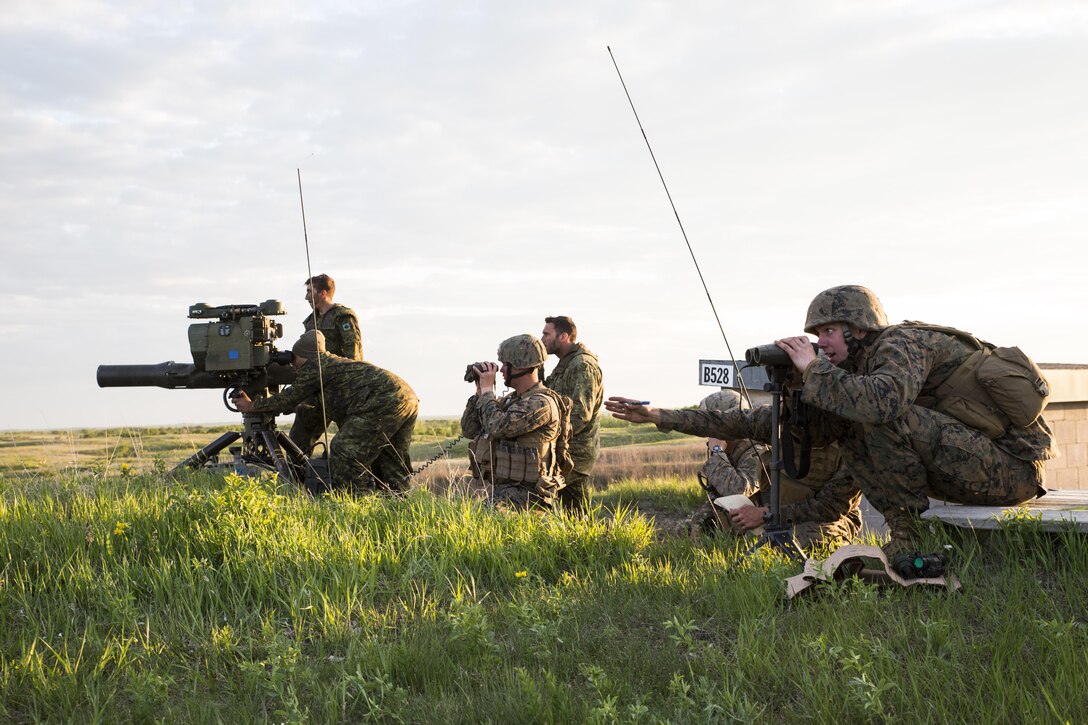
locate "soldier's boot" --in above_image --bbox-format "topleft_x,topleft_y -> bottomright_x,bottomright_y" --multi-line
880,508 -> 923,558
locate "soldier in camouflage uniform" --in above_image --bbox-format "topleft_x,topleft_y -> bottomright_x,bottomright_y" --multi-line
290,273 -> 365,456
461,334 -> 571,511
607,285 -> 1055,555
234,330 -> 417,496
686,389 -> 763,535
687,392 -> 861,550
541,316 -> 603,511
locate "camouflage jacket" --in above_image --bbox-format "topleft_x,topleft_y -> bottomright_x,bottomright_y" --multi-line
543,343 -> 603,470
694,426 -> 859,526
461,383 -> 563,486
304,303 -> 363,360
658,325 -> 1057,463
770,443 -> 862,528
248,352 -> 415,424
800,325 -> 1057,461
701,439 -> 762,499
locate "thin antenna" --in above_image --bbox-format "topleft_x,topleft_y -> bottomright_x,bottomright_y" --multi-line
606,46 -> 752,406
297,169 -> 333,480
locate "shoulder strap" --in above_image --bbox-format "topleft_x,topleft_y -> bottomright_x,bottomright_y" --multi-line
896,321 -> 989,351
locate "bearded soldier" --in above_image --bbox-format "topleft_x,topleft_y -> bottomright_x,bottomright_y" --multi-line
607,285 -> 1055,559
689,390 -> 861,551
290,273 -> 364,456
541,316 -> 603,511
461,334 -> 572,511
234,330 -> 417,495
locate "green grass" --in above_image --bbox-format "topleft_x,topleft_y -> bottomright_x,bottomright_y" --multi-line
0,465 -> 1086,722
0,418 -> 693,478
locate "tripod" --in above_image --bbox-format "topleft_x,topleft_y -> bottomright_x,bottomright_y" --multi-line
732,365 -> 807,567
170,411 -> 309,485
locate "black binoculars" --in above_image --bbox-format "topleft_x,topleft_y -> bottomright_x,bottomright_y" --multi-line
744,342 -> 819,367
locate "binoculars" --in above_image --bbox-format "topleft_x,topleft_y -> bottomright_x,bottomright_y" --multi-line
744,342 -> 819,367
891,551 -> 949,580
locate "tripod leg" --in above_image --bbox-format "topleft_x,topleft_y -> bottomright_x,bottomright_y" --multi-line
275,431 -> 308,467
170,431 -> 242,475
260,430 -> 296,483
729,526 -> 807,571
276,431 -> 322,490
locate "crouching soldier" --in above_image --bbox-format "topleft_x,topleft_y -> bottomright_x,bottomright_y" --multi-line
461,334 -> 573,511
689,390 -> 862,552
233,330 -> 418,495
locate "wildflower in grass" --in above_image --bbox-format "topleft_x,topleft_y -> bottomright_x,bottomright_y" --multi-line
113,521 -> 129,537
119,463 -> 132,477
515,570 -> 528,578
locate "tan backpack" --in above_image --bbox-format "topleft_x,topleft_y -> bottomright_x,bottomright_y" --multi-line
900,322 -> 1050,438
536,387 -> 575,476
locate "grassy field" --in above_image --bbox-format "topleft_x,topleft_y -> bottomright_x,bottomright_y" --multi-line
0,417 -> 705,491
1,424 -> 1086,722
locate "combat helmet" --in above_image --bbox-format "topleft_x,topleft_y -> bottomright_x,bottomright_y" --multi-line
497,334 -> 547,368
804,285 -> 889,334
698,389 -> 747,413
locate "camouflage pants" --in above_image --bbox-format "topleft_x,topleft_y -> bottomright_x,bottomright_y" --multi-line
557,449 -> 600,511
490,481 -> 557,512
327,396 -> 418,496
687,500 -> 857,550
289,401 -> 329,456
557,469 -> 591,511
840,404 -> 1043,518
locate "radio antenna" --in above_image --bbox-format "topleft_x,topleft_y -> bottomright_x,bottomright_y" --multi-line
297,169 -> 333,481
608,49 -> 805,565
606,46 -> 745,389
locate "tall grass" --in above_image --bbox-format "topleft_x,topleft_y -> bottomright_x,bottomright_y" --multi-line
0,465 -> 1086,722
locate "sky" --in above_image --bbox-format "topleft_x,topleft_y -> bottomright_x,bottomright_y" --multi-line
2,0 -> 1086,432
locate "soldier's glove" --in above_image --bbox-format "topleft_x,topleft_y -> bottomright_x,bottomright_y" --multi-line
890,551 -> 950,580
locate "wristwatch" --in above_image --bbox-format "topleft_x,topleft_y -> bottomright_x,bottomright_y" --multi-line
710,445 -> 723,454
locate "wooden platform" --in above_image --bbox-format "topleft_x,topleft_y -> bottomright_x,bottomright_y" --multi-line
921,489 -> 1088,532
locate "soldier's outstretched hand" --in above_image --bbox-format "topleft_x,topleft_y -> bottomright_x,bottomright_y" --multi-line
604,397 -> 660,424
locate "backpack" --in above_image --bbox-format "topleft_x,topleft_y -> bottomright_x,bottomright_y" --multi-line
536,387 -> 575,476
899,322 -> 1050,438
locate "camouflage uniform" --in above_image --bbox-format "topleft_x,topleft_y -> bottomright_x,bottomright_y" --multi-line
544,342 -> 603,509
759,443 -> 861,548
686,432 -> 861,548
291,304 -> 364,454
304,303 -> 363,359
660,286 -> 1056,552
461,382 -> 565,511
798,325 -> 1054,536
249,352 -> 417,495
687,438 -> 762,535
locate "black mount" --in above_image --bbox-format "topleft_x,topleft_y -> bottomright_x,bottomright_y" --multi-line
169,411 -> 309,485
732,365 -> 807,567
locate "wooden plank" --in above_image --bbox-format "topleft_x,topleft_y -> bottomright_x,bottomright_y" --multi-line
921,489 -> 1088,531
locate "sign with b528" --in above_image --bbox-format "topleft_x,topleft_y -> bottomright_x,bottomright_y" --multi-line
698,359 -> 736,387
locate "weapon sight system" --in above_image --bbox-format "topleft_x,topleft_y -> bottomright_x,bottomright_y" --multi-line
97,300 -> 308,481
97,300 -> 294,395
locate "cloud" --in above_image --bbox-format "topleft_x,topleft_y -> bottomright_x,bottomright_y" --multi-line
2,0 -> 1087,430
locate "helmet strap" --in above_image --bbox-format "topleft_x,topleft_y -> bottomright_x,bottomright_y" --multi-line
504,365 -> 534,382
842,326 -> 876,363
